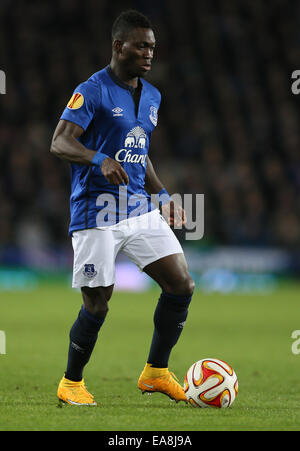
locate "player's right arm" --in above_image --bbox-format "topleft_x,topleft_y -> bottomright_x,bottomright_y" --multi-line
50,120 -> 129,185
50,119 -> 96,165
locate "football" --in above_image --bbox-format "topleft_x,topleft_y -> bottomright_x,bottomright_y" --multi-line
184,358 -> 238,408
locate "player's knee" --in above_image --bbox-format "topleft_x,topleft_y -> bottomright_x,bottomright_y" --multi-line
188,277 -> 196,295
179,275 -> 195,296
81,286 -> 112,318
85,298 -> 109,318
167,274 -> 195,297
90,301 -> 109,318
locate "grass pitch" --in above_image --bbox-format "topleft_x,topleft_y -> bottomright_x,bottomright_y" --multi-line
0,281 -> 300,431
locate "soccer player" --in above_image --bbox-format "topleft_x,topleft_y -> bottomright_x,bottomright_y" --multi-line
50,10 -> 195,406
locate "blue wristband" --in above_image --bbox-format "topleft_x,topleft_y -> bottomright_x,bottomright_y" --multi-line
155,188 -> 171,207
91,152 -> 109,169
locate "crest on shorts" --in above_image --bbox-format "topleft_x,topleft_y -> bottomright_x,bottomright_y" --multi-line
82,264 -> 97,279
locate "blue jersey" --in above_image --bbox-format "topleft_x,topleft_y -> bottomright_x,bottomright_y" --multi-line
60,65 -> 161,234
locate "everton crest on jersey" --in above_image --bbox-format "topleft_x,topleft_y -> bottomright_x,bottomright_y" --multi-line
60,65 -> 161,233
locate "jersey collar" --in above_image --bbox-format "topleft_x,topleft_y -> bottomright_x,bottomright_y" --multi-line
106,65 -> 141,95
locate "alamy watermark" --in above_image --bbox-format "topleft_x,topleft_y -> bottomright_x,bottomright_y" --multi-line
291,330 -> 300,355
95,187 -> 204,240
291,70 -> 300,94
0,70 -> 6,94
0,330 -> 6,354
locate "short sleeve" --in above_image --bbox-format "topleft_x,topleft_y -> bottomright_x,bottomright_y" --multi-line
60,79 -> 100,131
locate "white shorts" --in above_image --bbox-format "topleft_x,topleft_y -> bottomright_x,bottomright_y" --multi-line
71,209 -> 183,288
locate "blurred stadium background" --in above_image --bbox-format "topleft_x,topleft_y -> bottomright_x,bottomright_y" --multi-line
0,0 -> 300,294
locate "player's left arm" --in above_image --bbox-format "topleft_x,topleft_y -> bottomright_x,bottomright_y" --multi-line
145,156 -> 186,227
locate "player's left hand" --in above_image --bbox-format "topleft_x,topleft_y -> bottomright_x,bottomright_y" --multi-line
161,201 -> 187,228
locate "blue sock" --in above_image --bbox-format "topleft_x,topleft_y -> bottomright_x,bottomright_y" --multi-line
65,306 -> 105,382
147,291 -> 192,368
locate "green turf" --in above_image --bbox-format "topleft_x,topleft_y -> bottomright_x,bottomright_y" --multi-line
0,282 -> 300,431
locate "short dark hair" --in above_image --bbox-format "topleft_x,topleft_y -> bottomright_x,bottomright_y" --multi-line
111,10 -> 152,41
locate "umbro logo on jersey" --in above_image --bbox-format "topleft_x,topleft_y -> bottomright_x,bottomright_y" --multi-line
112,107 -> 123,117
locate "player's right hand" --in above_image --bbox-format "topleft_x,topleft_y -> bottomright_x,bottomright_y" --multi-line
161,200 -> 187,228
101,157 -> 129,185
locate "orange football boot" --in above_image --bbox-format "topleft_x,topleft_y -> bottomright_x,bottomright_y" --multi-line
138,363 -> 187,403
57,376 -> 97,406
